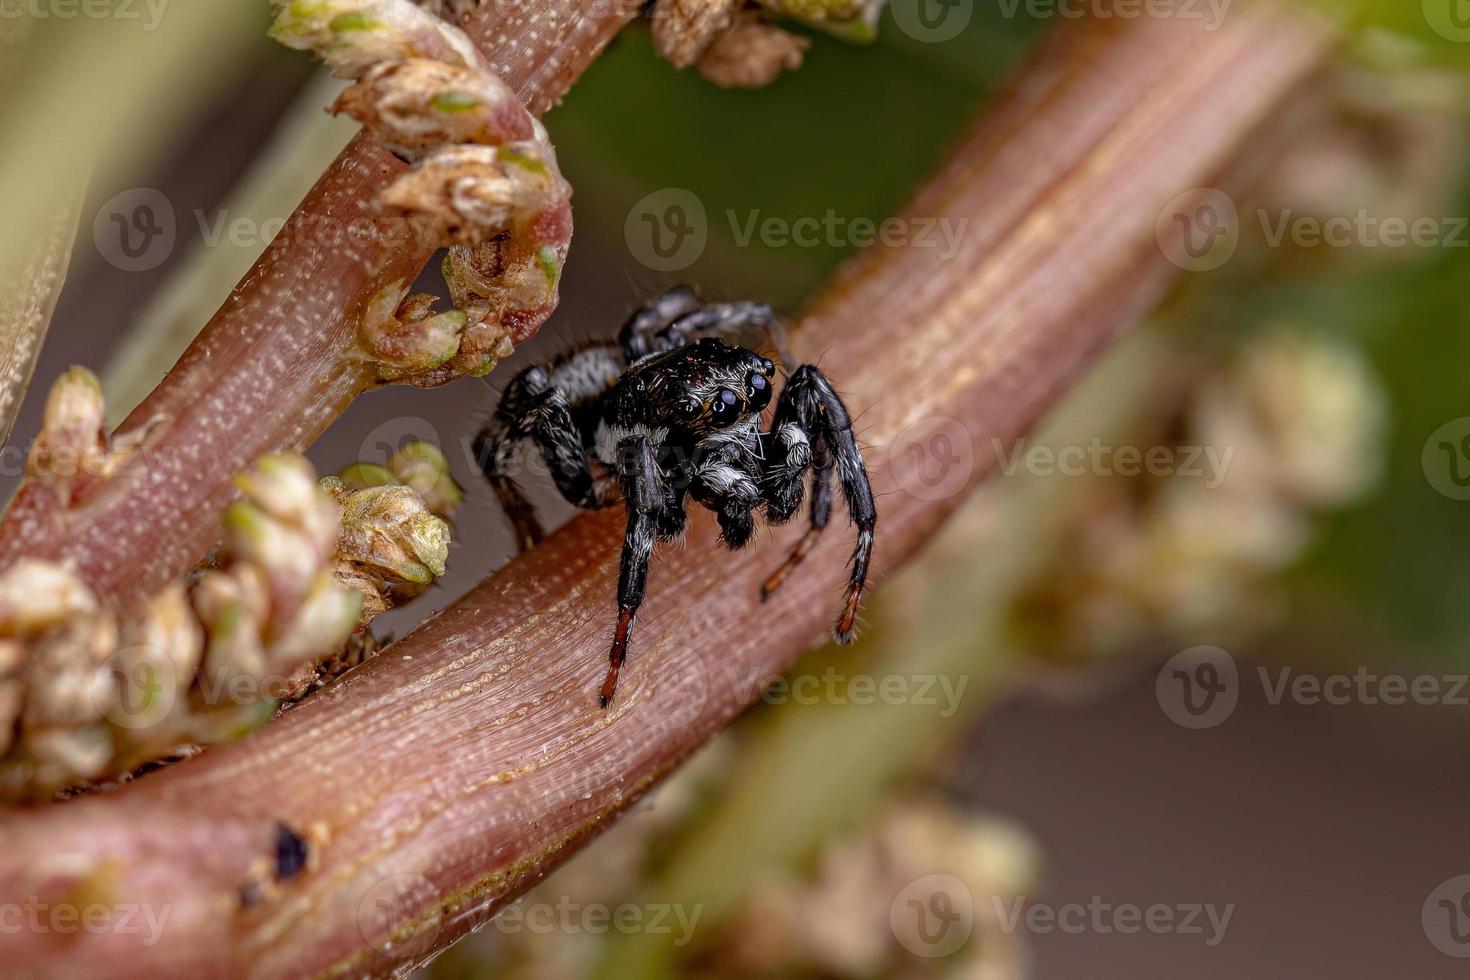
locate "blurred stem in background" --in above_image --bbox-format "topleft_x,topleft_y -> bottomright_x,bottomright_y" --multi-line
101,72 -> 356,425
0,5 -> 268,314
0,201 -> 78,444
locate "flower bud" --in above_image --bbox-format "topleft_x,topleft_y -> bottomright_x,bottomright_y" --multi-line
269,0 -> 480,78
380,144 -> 555,247
334,58 -> 532,158
0,559 -> 97,639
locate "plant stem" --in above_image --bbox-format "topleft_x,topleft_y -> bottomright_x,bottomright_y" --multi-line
0,0 -> 638,609
0,197 -> 78,447
0,8 -> 1332,977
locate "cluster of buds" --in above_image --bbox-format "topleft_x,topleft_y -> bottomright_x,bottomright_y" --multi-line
270,0 -> 571,386
712,799 -> 1036,977
0,451 -> 359,800
0,371 -> 459,800
323,440 -> 460,627
1011,329 -> 1386,660
650,0 -> 885,88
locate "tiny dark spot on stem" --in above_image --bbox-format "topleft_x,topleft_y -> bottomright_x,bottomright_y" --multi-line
274,822 -> 310,881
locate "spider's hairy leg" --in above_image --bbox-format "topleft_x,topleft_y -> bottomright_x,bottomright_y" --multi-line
475,365 -> 606,554
618,285 -> 703,362
760,453 -> 832,600
474,366 -> 553,553
657,301 -> 776,356
759,365 -> 876,643
603,434 -> 663,707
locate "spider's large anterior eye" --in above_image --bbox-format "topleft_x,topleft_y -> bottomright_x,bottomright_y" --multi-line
708,388 -> 741,428
747,371 -> 772,412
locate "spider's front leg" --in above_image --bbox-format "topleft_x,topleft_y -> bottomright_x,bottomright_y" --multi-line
474,366 -> 609,554
602,433 -> 665,707
760,365 -> 876,643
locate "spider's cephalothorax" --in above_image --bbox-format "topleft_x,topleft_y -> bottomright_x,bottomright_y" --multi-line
474,286 -> 876,706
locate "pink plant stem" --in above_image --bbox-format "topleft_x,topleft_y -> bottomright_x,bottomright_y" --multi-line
0,0 -> 638,609
0,8 -> 1332,978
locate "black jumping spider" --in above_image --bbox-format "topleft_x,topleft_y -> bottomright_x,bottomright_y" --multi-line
474,286 -> 876,706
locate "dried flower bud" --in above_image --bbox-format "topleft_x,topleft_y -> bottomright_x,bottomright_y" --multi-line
0,641 -> 24,757
263,573 -> 362,673
194,567 -> 270,687
0,559 -> 97,639
116,583 -> 204,718
225,454 -> 344,617
23,614 -> 117,730
757,0 -> 883,40
22,728 -> 112,787
358,284 -> 468,380
652,0 -> 743,68
390,441 -> 463,516
698,17 -> 810,89
269,0 -> 480,78
29,366 -> 106,503
233,452 -> 341,557
380,143 -> 556,246
338,485 -> 450,587
334,58 -> 533,158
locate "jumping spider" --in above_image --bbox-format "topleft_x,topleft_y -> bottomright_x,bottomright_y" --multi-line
474,286 -> 876,706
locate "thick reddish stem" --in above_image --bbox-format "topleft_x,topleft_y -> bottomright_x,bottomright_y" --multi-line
0,9 -> 1332,978
0,0 -> 637,608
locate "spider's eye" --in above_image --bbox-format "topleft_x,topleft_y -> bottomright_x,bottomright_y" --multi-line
679,398 -> 702,421
708,388 -> 741,428
746,371 -> 772,412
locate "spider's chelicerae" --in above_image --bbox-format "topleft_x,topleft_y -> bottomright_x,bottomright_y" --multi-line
474,286 -> 876,706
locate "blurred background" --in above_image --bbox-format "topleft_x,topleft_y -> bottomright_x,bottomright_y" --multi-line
5,0 -> 1470,976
